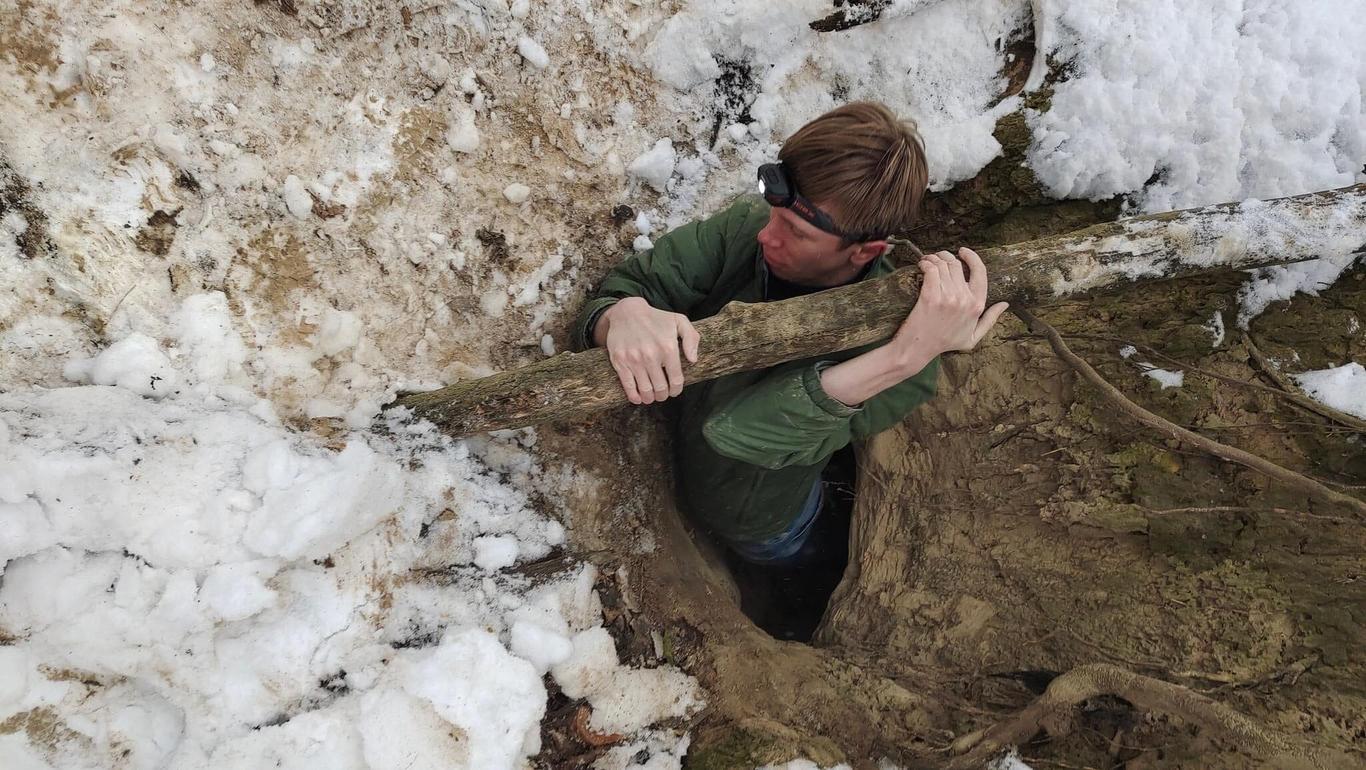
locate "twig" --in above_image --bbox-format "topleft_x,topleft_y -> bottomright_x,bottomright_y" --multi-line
1012,307 -> 1366,518
1141,505 -> 1352,524
1018,332 -> 1366,434
1176,654 -> 1320,694
1243,333 -> 1366,432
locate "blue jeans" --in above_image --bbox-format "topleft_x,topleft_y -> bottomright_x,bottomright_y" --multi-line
725,481 -> 824,565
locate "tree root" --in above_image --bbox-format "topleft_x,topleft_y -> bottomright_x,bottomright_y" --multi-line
944,663 -> 1326,769
1013,307 -> 1366,518
1243,332 -> 1366,433
1022,331 -> 1366,434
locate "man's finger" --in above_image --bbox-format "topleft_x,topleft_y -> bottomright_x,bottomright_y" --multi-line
663,349 -> 686,397
933,255 -> 957,300
678,317 -> 700,363
959,247 -> 989,298
613,361 -> 643,405
919,258 -> 941,299
971,302 -> 1011,345
945,250 -> 969,293
643,361 -> 670,403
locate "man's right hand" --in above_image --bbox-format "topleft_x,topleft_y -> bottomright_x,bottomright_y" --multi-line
593,297 -> 700,404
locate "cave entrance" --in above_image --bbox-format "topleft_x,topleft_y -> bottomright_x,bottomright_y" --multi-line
720,446 -> 859,643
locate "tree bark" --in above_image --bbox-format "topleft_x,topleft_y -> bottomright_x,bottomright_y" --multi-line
390,184 -> 1365,437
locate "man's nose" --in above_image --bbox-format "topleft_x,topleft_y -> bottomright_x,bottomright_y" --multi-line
757,221 -> 780,249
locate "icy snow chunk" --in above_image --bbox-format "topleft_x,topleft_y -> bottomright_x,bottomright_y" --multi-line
281,175 -> 313,219
1237,253 -> 1360,327
540,334 -> 556,356
199,562 -> 279,621
313,308 -> 362,357
517,36 -> 550,69
644,15 -> 721,90
359,688 -> 469,770
628,139 -> 676,193
510,620 -> 573,674
242,440 -> 403,560
632,234 -> 653,252
634,211 -> 652,235
1142,367 -> 1184,389
512,253 -> 566,307
551,627 -> 701,735
207,704 -> 364,769
988,750 -> 1037,770
1204,311 -> 1226,347
1294,363 -> 1366,419
473,534 -> 520,571
173,292 -> 248,386
1119,345 -> 1137,359
400,628 -> 545,770
63,332 -> 178,398
445,105 -> 481,154
503,182 -> 531,204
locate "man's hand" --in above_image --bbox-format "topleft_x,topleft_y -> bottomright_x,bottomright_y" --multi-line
818,247 -> 1008,407
594,297 -> 701,405
891,247 -> 1009,364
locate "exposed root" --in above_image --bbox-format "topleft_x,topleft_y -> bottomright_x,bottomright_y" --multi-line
1014,307 -> 1366,517
1243,332 -> 1366,432
944,663 -> 1325,769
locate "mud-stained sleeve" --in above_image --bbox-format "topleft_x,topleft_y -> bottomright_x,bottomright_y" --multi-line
701,362 -> 860,470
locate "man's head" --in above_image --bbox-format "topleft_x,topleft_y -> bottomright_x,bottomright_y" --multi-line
757,101 -> 928,286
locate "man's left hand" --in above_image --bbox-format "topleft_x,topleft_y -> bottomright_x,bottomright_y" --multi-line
891,246 -> 1009,362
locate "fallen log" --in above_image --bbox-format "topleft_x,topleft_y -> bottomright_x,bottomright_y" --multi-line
390,184 -> 1366,437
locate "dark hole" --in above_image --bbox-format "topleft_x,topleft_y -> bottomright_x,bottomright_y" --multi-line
722,446 -> 857,643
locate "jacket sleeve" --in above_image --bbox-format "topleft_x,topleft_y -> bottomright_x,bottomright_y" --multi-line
571,198 -> 761,351
701,358 -> 940,469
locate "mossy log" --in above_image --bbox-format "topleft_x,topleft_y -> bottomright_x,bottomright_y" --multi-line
391,184 -> 1365,437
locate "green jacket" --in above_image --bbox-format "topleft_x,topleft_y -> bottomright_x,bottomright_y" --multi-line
573,196 -> 939,544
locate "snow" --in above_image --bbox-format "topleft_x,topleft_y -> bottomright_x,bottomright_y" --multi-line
551,627 -> 701,735
516,37 -> 551,70
0,0 -> 1361,766
988,750 -> 1037,770
0,321 -> 697,768
1028,1 -> 1366,212
446,104 -> 482,154
281,175 -> 313,219
399,629 -> 545,769
1205,311 -> 1227,347
503,182 -> 532,204
628,139 -> 677,193
1142,367 -> 1186,390
62,332 -> 180,399
1294,363 -> 1366,419
473,534 -> 521,571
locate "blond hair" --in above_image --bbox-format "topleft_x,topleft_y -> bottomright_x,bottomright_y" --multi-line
777,101 -> 929,241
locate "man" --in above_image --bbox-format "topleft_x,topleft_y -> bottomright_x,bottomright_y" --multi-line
573,102 -> 1007,565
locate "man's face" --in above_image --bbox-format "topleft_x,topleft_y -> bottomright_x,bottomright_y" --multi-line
757,204 -> 875,286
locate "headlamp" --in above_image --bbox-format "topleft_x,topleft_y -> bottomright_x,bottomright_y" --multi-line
756,162 -> 883,243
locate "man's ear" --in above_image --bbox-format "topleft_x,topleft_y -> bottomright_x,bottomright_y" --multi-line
850,240 -> 889,266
